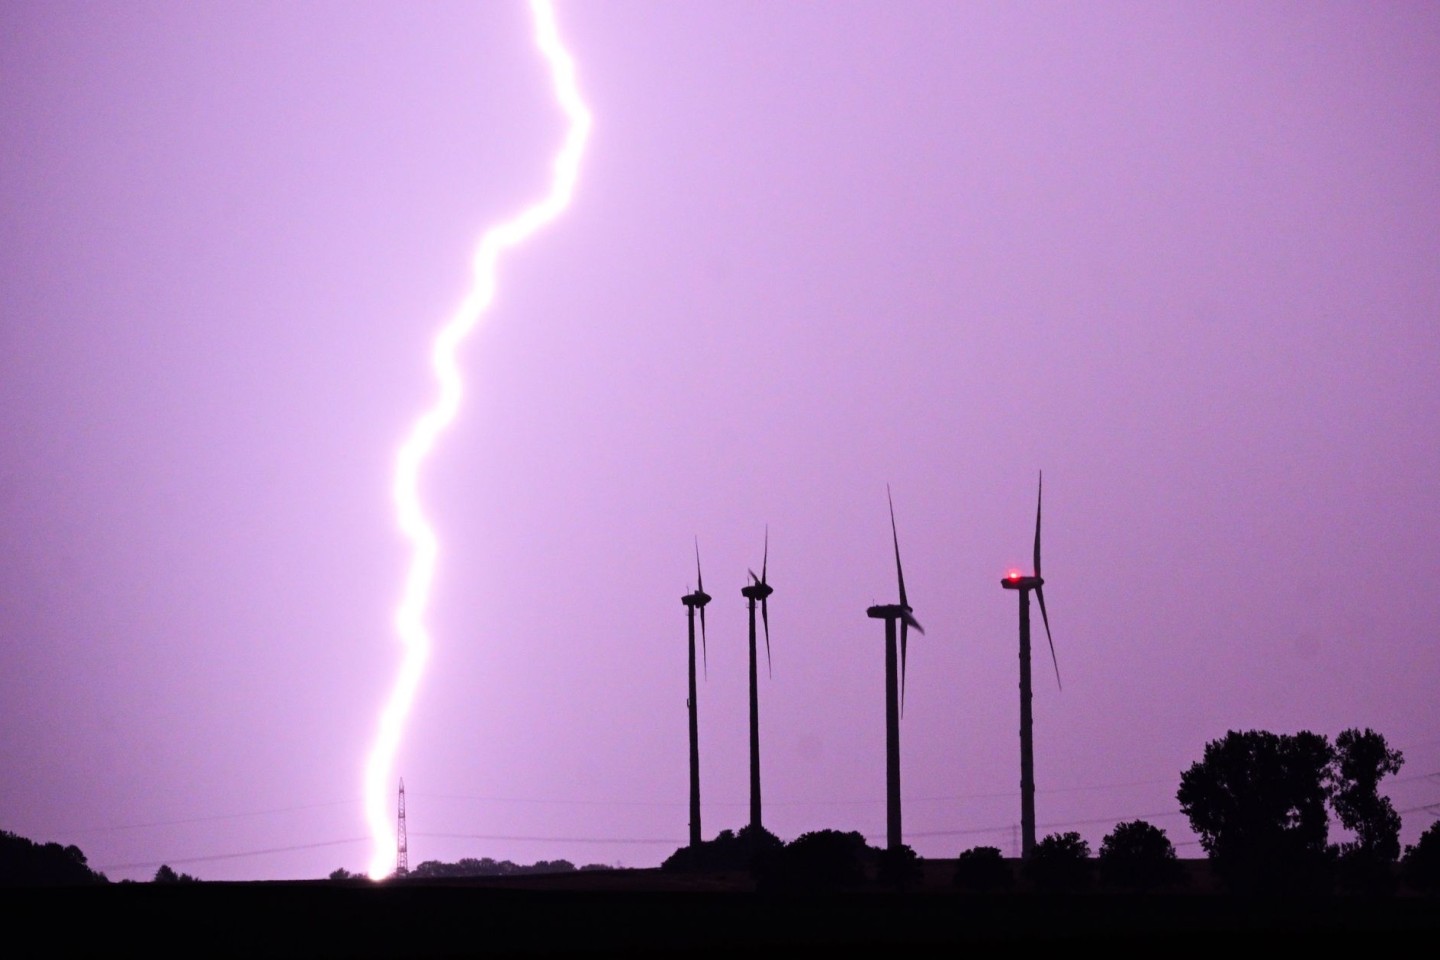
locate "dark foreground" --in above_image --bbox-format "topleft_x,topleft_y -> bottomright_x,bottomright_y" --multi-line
10,870 -> 1438,957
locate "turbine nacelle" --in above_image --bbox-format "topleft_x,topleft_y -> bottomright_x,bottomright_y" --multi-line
871,486 -> 921,852
866,603 -> 923,635
741,576 -> 773,602
742,530 -> 773,676
683,539 -> 709,675
872,486 -> 922,714
1001,471 -> 1059,690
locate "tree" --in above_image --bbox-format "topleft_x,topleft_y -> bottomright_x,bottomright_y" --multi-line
953,845 -> 1013,893
1098,820 -> 1185,891
0,831 -> 107,885
1331,728 -> 1404,860
753,830 -> 874,891
874,843 -> 923,891
1023,831 -> 1092,893
153,864 -> 198,883
1402,821 -> 1440,893
1177,729 -> 1335,893
1329,728 -> 1404,892
408,856 -> 580,879
661,825 -> 783,874
328,867 -> 356,880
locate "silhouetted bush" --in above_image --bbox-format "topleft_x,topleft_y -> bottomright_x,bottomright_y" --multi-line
875,843 -> 923,891
1098,820 -> 1185,892
153,864 -> 199,883
953,845 -> 1013,893
409,857 -> 577,879
1178,729 -> 1336,894
1402,821 -> 1440,893
328,868 -> 357,880
753,829 -> 874,891
661,825 -> 783,874
0,830 -> 108,885
1334,846 -> 1398,895
661,831 -> 734,873
1024,832 -> 1092,893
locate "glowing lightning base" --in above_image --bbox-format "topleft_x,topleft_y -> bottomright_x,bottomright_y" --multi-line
362,0 -> 592,880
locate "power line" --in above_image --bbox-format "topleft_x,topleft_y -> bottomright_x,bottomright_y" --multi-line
62,770 -> 1439,846
80,770 -> 1440,876
420,793 -> 678,808
905,809 -> 1190,841
98,836 -> 368,872
59,799 -> 359,836
416,776 -> 1179,810
414,832 -> 680,846
96,794 -> 1436,876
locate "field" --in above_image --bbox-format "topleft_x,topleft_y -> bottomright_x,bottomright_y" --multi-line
11,860 -> 1438,956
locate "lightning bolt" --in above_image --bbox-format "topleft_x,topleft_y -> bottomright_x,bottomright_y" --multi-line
363,0 -> 592,880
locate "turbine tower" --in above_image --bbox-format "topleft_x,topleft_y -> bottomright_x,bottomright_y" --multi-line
1000,471 -> 1060,860
396,778 -> 408,878
866,487 -> 923,851
680,540 -> 711,848
740,529 -> 773,834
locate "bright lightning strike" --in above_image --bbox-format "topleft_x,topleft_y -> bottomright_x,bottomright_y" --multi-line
363,0 -> 592,881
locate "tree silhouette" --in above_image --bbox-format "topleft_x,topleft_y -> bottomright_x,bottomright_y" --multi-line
952,845 -> 1013,893
1023,832 -> 1092,893
1331,728 -> 1403,843
1098,820 -> 1184,892
0,830 -> 107,885
1330,728 -> 1404,892
152,864 -> 198,883
1402,821 -> 1440,893
408,856 -> 579,879
875,843 -> 923,891
1178,729 -> 1335,893
661,825 -> 783,875
752,829 -> 874,891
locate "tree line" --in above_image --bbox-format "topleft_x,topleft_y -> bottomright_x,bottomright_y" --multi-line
4,726 -> 1437,891
0,830 -> 204,884
662,726 -> 1440,894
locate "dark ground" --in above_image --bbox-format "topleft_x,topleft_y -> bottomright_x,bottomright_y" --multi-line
8,860 -> 1438,957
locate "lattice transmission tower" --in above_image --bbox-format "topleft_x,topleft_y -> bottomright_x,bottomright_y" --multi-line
396,778 -> 408,878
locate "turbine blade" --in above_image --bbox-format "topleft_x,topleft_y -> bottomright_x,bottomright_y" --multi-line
761,525 -> 768,585
889,485 -> 909,609
1036,585 -> 1060,690
762,598 -> 772,678
1033,470 -> 1043,578
900,618 -> 909,716
695,537 -> 707,678
748,569 -> 759,585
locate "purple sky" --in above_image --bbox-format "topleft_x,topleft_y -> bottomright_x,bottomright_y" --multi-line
3,1 -> 1438,882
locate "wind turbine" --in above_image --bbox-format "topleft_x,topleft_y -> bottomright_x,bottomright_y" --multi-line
680,539 -> 711,848
1000,470 -> 1060,860
739,528 -> 773,834
866,487 -> 923,851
